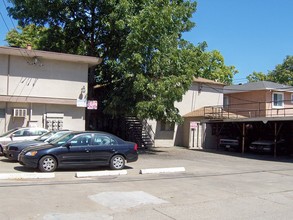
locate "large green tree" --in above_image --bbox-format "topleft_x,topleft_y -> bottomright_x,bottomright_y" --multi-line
7,0 -> 236,122
5,24 -> 46,49
246,71 -> 268,82
268,56 -> 293,86
246,56 -> 293,85
196,46 -> 237,85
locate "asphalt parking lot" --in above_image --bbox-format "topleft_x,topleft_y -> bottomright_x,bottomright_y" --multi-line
1,147 -> 293,219
1,147 -> 293,181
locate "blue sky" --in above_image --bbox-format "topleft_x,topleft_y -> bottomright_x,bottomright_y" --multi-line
183,0 -> 293,84
1,0 -> 293,84
0,1 -> 14,46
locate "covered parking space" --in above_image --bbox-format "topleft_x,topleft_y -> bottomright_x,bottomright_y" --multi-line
207,117 -> 293,157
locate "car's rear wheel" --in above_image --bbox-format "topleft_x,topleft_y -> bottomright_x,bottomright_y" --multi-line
110,155 -> 125,170
38,155 -> 57,172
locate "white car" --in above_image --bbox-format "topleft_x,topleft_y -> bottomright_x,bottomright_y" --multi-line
0,127 -> 48,155
249,139 -> 287,154
219,138 -> 240,151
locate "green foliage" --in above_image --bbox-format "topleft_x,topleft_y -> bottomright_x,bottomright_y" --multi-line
101,1 -> 200,122
5,24 -> 47,49
268,56 -> 293,86
246,71 -> 268,82
7,0 -> 237,122
246,56 -> 293,86
196,48 -> 237,85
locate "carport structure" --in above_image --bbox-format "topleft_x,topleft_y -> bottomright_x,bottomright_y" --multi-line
214,80 -> 293,157
183,81 -> 293,156
205,115 -> 293,157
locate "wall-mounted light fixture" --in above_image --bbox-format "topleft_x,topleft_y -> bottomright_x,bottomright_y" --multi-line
79,86 -> 86,100
198,83 -> 203,93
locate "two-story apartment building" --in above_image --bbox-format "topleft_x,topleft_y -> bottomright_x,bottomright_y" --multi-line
223,81 -> 293,118
0,46 -> 101,133
197,81 -> 293,155
147,77 -> 225,148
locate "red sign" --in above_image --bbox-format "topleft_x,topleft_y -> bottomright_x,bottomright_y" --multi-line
190,121 -> 197,129
87,100 -> 98,110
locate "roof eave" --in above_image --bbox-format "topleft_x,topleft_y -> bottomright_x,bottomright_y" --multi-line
0,46 -> 102,67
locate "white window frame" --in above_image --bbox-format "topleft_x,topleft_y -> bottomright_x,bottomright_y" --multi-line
272,92 -> 284,108
223,96 -> 229,108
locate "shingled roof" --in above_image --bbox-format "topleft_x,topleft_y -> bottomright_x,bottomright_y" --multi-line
224,81 -> 293,94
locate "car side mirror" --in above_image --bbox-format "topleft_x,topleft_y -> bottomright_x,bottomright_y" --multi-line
10,134 -> 14,140
64,142 -> 71,148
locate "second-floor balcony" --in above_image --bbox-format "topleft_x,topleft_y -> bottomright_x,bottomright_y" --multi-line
204,99 -> 293,120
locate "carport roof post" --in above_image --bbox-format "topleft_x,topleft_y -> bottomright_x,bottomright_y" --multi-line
0,46 -> 102,67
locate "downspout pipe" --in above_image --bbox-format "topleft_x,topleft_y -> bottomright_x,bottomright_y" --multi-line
5,55 -> 10,132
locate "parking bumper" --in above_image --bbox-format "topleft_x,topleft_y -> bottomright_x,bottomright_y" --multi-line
0,172 -> 55,180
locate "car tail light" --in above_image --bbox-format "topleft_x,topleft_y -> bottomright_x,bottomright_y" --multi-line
134,144 -> 138,151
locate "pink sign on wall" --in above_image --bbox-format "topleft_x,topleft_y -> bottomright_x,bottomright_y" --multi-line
87,100 -> 98,110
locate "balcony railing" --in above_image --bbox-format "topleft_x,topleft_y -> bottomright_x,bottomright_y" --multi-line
204,99 -> 293,119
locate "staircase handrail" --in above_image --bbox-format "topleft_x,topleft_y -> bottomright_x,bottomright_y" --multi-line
142,119 -> 155,144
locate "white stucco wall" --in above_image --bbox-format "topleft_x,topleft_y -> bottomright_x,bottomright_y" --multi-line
175,83 -> 224,115
0,50 -> 92,134
0,103 -> 6,134
0,54 -> 8,96
151,81 -> 224,147
6,56 -> 88,99
0,102 -> 86,133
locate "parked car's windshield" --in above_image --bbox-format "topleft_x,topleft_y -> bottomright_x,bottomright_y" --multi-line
45,131 -> 71,143
50,133 -> 76,147
35,131 -> 55,141
0,128 -> 19,138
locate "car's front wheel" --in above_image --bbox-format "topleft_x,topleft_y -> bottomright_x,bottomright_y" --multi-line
38,155 -> 57,172
110,155 -> 125,170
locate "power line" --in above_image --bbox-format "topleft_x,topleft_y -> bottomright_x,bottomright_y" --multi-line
0,11 -> 9,31
201,83 -> 258,103
233,78 -> 248,84
2,0 -> 40,60
1,1 -> 40,64
198,80 -> 293,107
233,77 -> 248,81
0,0 -> 44,131
2,0 -> 16,29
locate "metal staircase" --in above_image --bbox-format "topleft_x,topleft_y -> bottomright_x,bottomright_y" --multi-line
124,117 -> 155,148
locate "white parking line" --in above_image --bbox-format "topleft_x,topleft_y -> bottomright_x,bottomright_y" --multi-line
0,172 -> 55,180
75,170 -> 127,178
139,167 -> 186,174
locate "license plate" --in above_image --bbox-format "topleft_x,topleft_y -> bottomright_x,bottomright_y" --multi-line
226,145 -> 230,148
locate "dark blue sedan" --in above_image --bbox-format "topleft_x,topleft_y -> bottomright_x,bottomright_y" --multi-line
18,131 -> 138,172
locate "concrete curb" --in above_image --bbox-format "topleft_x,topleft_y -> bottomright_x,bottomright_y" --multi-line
75,170 -> 128,178
0,172 -> 55,180
139,167 -> 186,174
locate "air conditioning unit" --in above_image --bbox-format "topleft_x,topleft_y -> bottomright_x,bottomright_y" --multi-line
13,108 -> 27,117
